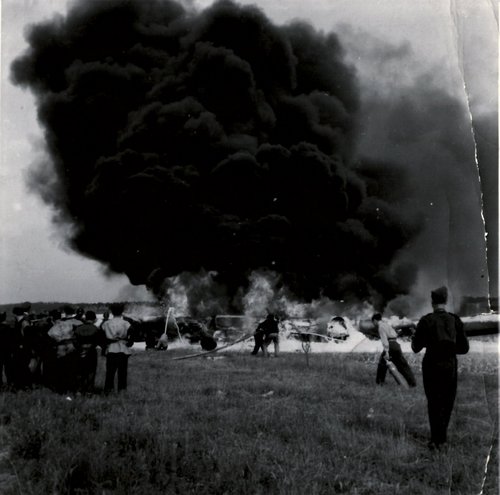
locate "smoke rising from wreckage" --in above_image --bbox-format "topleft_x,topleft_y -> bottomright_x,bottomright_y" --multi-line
10,0 -> 495,312
10,0 -> 422,309
122,309 -> 498,353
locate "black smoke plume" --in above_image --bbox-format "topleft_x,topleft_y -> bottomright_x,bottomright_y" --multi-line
337,24 -> 494,310
12,0 -> 418,307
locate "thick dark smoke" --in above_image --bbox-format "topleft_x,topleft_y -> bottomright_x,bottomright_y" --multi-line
12,0 -> 419,307
338,25 -> 494,311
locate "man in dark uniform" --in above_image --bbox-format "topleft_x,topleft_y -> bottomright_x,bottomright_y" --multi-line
74,311 -> 102,394
412,286 -> 469,450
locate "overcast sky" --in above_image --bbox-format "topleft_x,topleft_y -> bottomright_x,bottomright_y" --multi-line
0,0 -> 497,304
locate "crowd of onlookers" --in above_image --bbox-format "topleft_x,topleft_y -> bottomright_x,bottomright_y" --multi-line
0,286 -> 473,451
0,303 -> 134,396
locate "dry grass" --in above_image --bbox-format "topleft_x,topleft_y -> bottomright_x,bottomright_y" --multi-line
0,349 -> 497,494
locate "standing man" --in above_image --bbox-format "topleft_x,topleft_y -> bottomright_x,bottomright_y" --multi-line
102,303 -> 132,393
74,311 -> 102,394
11,306 -> 33,390
412,286 -> 469,450
372,313 -> 416,387
0,312 -> 13,389
42,310 -> 62,390
47,311 -> 82,394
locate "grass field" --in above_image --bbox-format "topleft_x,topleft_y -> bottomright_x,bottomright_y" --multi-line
0,348 -> 497,494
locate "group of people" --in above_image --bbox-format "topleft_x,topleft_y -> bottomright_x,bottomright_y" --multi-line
1,285 -> 470,450
0,302 -> 133,395
250,286 -> 470,451
372,286 -> 469,450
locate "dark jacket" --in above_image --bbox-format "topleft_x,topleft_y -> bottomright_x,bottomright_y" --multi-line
412,308 -> 469,359
0,322 -> 15,355
256,316 -> 279,337
74,323 -> 103,356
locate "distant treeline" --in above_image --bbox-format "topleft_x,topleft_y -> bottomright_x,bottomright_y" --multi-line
0,301 -> 161,316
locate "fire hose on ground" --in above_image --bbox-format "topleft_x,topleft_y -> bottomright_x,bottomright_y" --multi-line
172,333 -> 255,361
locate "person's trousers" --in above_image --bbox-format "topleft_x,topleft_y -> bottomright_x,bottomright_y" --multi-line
78,349 -> 97,393
251,333 -> 265,355
0,351 -> 10,386
53,354 -> 77,394
105,353 -> 129,392
422,355 -> 457,445
11,347 -> 33,390
264,333 -> 279,356
376,340 -> 416,386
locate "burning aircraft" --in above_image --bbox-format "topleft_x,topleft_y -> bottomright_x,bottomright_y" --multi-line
125,312 -> 217,351
358,314 -> 499,340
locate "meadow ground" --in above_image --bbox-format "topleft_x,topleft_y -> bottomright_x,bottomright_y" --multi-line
0,347 -> 497,494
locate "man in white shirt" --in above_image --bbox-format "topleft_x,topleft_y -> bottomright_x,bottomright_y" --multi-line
102,303 -> 132,393
372,313 -> 416,387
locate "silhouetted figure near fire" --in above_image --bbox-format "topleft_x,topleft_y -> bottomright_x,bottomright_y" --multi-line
255,313 -> 280,357
102,303 -> 132,393
251,322 -> 266,356
372,313 -> 416,387
412,286 -> 469,450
